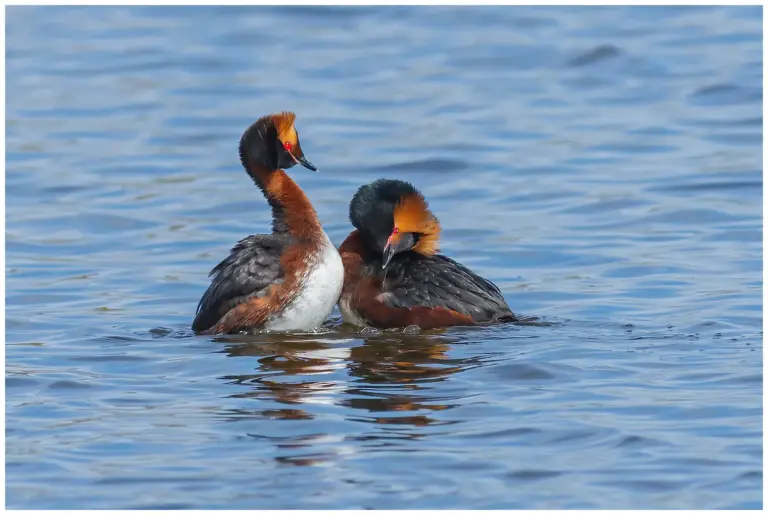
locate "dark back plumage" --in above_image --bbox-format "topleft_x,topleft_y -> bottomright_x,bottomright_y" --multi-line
192,234 -> 291,333
378,252 -> 515,324
344,178 -> 516,326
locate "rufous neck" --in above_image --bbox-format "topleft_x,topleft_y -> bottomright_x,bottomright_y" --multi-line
246,160 -> 322,241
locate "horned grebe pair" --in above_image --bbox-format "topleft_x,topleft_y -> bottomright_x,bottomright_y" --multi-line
192,112 -> 515,335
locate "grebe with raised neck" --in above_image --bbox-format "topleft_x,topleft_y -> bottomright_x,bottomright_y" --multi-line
193,112 -> 343,334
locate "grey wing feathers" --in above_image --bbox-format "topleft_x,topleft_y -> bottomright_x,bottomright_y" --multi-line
381,254 -> 514,323
192,234 -> 290,332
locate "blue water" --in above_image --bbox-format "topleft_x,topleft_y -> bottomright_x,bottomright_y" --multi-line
5,6 -> 762,509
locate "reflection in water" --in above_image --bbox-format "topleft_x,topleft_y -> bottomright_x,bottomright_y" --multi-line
215,329 -> 474,464
343,333 -> 465,427
346,332 -> 465,384
216,332 -> 349,421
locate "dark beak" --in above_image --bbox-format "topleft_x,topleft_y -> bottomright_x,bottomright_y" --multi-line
381,232 -> 415,269
382,243 -> 397,269
297,155 -> 317,172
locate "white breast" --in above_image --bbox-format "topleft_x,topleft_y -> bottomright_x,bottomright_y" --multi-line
264,232 -> 344,331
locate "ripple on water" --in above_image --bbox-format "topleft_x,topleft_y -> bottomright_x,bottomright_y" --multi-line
5,4 -> 762,511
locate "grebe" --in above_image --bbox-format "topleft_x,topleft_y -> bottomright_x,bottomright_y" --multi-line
192,112 -> 343,334
338,179 -> 516,329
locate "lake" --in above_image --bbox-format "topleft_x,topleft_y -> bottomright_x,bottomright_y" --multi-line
5,5 -> 762,509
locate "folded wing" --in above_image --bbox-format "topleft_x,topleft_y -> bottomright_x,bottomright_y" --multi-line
380,254 -> 514,324
192,234 -> 291,333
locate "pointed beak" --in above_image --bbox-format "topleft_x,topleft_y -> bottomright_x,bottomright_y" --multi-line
296,154 -> 317,172
382,242 -> 397,269
381,232 -> 414,269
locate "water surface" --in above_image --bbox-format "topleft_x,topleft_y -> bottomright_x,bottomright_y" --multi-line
5,6 -> 762,509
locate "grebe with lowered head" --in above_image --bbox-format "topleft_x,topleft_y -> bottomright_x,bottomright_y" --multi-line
338,179 -> 516,329
192,112 -> 343,335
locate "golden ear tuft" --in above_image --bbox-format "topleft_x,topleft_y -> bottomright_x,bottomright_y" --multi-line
393,192 -> 441,256
272,111 -> 298,144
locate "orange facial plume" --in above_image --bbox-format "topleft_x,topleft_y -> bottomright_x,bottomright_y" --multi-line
391,192 -> 441,256
271,111 -> 298,146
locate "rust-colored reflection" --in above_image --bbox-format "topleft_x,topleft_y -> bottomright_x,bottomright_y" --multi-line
274,454 -> 333,467
217,407 -> 314,422
216,332 -> 353,422
215,328 -> 475,452
341,332 -> 469,428
346,332 -> 466,384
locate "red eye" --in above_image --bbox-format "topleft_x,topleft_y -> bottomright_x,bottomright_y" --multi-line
283,141 -> 292,152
